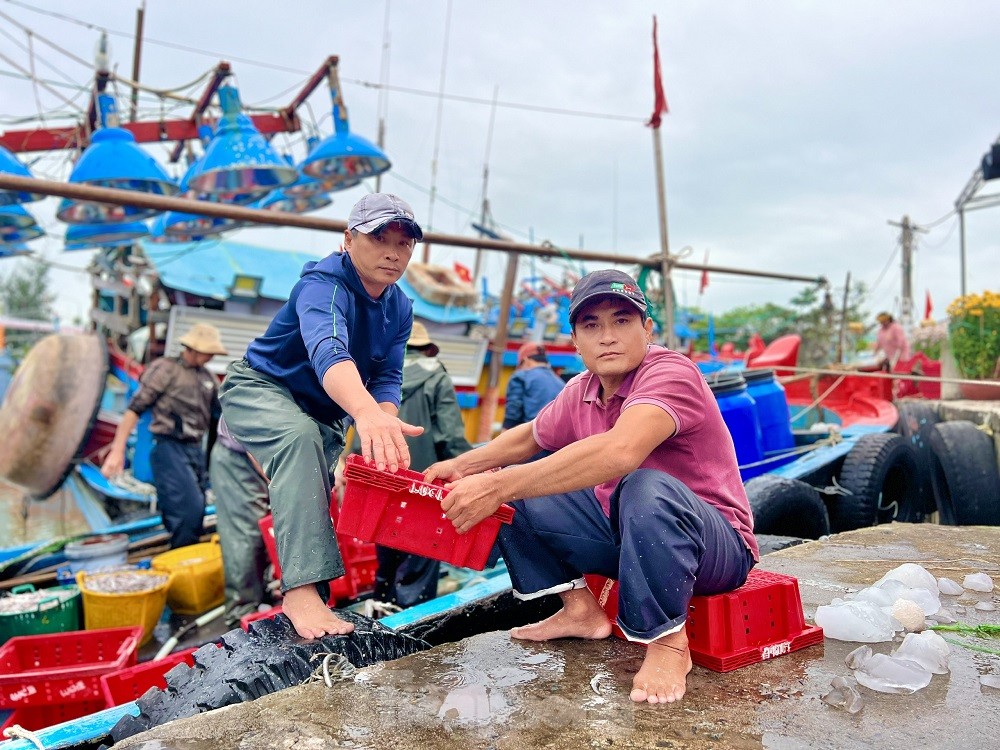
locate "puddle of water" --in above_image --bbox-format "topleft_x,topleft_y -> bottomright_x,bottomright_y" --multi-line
129,741 -> 223,750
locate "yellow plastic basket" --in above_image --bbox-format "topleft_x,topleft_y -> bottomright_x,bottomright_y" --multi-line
76,569 -> 173,647
151,541 -> 225,616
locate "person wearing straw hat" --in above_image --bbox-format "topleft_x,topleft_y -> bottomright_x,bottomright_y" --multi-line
101,322 -> 228,549
343,321 -> 472,608
219,193 -> 425,640
425,269 -> 757,705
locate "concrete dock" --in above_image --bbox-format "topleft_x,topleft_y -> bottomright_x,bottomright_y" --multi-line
106,523 -> 999,750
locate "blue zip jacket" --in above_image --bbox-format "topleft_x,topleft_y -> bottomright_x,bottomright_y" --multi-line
502,365 -> 566,429
245,252 -> 413,425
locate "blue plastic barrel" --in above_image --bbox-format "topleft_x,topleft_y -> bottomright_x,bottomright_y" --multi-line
707,371 -> 766,481
744,368 -> 795,470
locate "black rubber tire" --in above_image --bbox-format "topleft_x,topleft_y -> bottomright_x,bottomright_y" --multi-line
928,421 -> 1000,526
745,474 -> 831,539
894,401 -> 941,514
109,609 -> 429,744
830,433 -> 923,531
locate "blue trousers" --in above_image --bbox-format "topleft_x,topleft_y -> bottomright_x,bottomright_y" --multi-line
374,546 -> 440,607
150,437 -> 207,549
498,469 -> 754,642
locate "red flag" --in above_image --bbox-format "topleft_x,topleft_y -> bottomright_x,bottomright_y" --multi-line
453,261 -> 473,284
924,289 -> 933,320
699,250 -> 709,294
646,16 -> 669,129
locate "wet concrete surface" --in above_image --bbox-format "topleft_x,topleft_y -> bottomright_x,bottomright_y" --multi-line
112,523 -> 1000,750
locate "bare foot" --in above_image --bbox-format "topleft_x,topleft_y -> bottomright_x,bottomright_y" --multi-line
630,629 -> 692,704
510,588 -> 612,641
283,584 -> 355,639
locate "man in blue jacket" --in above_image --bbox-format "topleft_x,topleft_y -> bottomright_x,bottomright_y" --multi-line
502,342 -> 566,431
220,193 -> 424,639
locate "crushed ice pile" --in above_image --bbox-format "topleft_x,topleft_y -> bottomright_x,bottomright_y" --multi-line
817,564 -> 998,705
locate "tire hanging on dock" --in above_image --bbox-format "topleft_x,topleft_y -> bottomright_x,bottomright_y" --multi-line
744,474 -> 830,539
830,432 -> 922,532
928,420 -> 1000,526
894,401 -> 941,515
108,609 -> 429,744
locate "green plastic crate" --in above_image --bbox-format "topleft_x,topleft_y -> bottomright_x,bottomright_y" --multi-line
0,584 -> 82,644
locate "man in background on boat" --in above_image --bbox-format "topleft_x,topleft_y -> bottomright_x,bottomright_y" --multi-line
100,323 -> 228,549
219,193 -> 424,639
501,342 -> 566,431
425,269 -> 757,704
209,416 -> 272,627
874,311 -> 910,369
345,321 -> 473,608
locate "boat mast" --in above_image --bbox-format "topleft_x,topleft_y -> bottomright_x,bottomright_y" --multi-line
374,0 -> 391,193
473,85 -> 500,283
648,16 -> 676,349
128,1 -> 146,123
422,0 -> 453,263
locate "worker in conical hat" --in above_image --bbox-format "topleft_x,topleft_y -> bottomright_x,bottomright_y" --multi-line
102,323 -> 228,548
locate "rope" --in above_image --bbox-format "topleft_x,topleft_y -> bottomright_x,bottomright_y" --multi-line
736,429 -> 843,471
776,365 -> 1000,389
306,652 -> 357,687
2,725 -> 45,749
358,599 -> 402,620
793,374 -> 847,422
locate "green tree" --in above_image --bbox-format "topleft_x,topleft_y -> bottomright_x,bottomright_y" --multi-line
0,259 -> 57,361
689,280 -> 870,365
714,302 -> 798,351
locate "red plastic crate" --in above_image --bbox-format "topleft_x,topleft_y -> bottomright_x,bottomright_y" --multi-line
240,606 -> 284,631
99,647 -> 197,707
585,569 -> 823,672
1,700 -> 105,733
339,454 -> 514,570
259,513 -> 376,603
0,626 -> 143,708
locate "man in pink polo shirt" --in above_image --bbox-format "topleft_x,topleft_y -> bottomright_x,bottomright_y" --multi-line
425,269 -> 757,705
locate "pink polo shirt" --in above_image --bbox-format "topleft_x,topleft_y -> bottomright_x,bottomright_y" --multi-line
533,345 -> 759,560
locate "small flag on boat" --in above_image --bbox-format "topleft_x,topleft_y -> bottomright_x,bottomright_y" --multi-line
699,250 -> 710,294
454,261 -> 473,284
924,289 -> 933,320
647,16 -> 669,129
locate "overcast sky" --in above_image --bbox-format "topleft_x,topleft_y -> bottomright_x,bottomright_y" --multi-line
2,0 -> 998,327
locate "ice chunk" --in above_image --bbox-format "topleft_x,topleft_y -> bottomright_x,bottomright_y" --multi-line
875,579 -> 940,616
815,600 -> 895,643
853,586 -> 895,608
893,631 -> 950,674
845,644 -> 874,670
875,563 -> 938,595
929,608 -> 957,625
963,573 -> 994,592
853,653 -> 932,694
937,577 -> 964,596
821,676 -> 864,713
981,675 -> 1000,690
891,599 -> 926,632
974,601 -> 996,612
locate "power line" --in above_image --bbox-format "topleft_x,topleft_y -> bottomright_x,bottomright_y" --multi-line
917,207 -> 956,230
2,0 -> 645,124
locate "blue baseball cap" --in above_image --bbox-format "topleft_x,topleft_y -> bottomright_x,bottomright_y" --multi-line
569,269 -> 648,325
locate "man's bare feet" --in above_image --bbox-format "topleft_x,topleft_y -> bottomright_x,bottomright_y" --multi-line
630,629 -> 692,704
283,584 -> 355,639
510,587 -> 612,641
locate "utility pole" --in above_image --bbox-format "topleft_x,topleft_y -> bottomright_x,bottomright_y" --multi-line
887,215 -> 927,332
